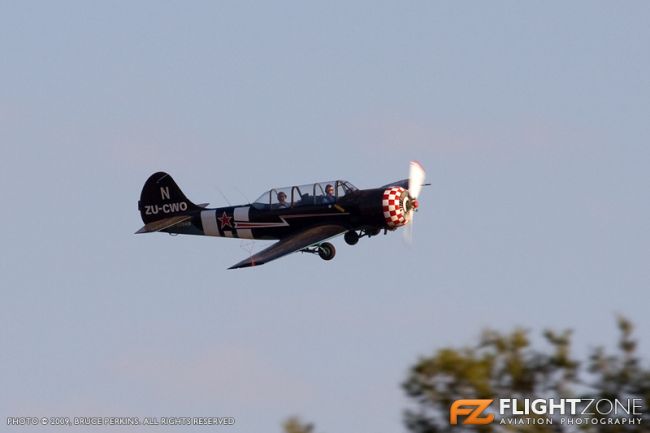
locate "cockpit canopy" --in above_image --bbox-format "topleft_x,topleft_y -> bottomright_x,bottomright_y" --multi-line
252,180 -> 358,209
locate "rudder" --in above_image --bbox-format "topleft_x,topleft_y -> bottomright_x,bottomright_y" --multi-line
138,172 -> 200,223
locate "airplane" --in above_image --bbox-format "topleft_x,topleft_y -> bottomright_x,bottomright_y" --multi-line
135,161 -> 426,269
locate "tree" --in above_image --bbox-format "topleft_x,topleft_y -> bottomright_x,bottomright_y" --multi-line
402,317 -> 650,432
283,416 -> 315,433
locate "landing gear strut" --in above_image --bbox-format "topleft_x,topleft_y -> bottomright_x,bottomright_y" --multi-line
300,242 -> 336,261
365,228 -> 381,237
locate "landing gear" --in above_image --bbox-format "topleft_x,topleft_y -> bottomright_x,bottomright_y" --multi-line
318,242 -> 336,261
300,242 -> 336,261
365,227 -> 380,237
344,228 -> 380,246
344,231 -> 359,245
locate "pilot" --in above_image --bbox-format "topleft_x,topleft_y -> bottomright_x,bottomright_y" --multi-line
277,191 -> 290,208
323,184 -> 335,204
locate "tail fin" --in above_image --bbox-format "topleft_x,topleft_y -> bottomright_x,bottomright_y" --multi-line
138,172 -> 201,223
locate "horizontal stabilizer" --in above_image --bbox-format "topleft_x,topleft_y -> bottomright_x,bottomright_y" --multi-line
135,215 -> 192,234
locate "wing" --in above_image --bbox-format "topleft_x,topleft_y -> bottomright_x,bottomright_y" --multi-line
228,225 -> 347,269
135,215 -> 192,234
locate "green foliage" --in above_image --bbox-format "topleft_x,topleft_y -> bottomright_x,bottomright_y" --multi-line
283,416 -> 315,433
402,318 -> 650,433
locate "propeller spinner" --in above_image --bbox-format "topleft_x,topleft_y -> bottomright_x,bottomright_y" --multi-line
380,161 -> 426,236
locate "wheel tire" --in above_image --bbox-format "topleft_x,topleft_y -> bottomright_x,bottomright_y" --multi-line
318,242 -> 336,261
344,231 -> 359,245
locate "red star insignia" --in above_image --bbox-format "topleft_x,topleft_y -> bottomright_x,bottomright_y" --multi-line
217,211 -> 232,229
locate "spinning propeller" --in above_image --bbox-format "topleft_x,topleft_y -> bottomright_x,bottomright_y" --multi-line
403,161 -> 426,244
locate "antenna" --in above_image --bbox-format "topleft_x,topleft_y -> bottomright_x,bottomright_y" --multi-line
234,186 -> 252,204
239,239 -> 256,266
215,186 -> 232,206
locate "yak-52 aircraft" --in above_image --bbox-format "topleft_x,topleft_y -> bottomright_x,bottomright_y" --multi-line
136,161 -> 426,269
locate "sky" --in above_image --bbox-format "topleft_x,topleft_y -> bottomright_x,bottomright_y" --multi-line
1,1 -> 649,432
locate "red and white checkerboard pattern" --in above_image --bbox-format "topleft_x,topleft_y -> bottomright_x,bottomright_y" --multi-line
382,187 -> 409,228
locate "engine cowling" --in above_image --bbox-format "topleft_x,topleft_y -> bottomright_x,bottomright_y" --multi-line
382,187 -> 412,229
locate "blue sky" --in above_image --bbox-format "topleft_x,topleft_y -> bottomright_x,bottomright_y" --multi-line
1,2 -> 649,432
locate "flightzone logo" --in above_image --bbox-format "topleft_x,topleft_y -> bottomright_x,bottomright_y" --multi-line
450,400 -> 494,425
450,398 -> 645,427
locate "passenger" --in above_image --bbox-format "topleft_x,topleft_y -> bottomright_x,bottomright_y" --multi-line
323,184 -> 335,204
277,191 -> 290,208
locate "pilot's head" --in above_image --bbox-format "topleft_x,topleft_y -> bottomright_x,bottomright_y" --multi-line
278,192 -> 287,202
325,184 -> 334,196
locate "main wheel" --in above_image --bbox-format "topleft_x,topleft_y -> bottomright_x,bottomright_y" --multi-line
344,231 -> 359,245
318,242 -> 336,261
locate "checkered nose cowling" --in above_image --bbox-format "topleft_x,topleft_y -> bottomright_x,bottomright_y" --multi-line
382,187 -> 411,229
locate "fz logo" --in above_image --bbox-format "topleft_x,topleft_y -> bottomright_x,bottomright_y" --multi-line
450,399 -> 494,425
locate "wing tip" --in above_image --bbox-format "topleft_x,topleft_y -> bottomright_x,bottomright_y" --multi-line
228,261 -> 256,270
